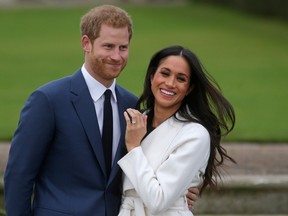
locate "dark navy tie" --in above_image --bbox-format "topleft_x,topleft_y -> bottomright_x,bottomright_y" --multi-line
102,89 -> 113,177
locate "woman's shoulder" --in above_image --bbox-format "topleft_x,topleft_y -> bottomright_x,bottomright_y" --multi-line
174,113 -> 208,135
182,121 -> 209,138
167,119 -> 210,153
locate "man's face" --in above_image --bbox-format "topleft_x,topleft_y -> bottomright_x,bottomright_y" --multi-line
82,24 -> 130,87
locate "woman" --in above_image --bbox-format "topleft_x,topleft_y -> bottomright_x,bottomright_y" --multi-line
118,45 -> 235,216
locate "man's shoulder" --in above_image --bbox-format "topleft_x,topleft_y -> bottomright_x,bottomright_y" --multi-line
38,69 -> 81,93
115,84 -> 137,99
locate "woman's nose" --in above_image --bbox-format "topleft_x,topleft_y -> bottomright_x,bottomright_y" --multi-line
166,77 -> 176,87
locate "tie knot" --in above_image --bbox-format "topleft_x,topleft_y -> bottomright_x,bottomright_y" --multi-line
104,89 -> 112,99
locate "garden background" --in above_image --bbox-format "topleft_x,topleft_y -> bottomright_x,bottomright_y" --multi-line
0,2 -> 287,142
1,1 -> 288,215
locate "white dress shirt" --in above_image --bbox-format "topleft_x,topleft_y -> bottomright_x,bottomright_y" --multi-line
81,64 -> 121,163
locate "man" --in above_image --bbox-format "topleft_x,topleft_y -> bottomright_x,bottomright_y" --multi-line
4,5 -> 198,216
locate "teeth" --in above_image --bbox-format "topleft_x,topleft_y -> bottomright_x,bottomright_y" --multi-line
161,89 -> 175,96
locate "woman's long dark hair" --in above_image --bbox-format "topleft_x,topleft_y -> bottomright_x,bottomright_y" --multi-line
136,45 -> 236,194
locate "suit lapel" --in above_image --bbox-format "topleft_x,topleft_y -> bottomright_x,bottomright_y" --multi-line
70,70 -> 106,176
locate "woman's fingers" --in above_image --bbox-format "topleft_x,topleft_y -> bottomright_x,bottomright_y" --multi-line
125,108 -> 144,126
124,109 -> 147,152
123,111 -> 132,125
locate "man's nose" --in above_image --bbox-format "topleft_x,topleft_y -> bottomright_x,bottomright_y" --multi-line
110,48 -> 122,60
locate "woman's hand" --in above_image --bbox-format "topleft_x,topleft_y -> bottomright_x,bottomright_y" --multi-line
124,108 -> 147,152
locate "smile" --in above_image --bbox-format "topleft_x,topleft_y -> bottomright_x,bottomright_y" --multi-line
108,63 -> 121,66
107,63 -> 122,70
160,89 -> 175,96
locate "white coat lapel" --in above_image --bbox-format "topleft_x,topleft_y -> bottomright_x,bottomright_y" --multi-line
141,117 -> 184,169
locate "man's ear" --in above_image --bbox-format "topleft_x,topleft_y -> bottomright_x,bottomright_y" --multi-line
81,35 -> 92,52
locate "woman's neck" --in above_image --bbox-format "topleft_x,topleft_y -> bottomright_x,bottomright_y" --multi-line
152,106 -> 177,128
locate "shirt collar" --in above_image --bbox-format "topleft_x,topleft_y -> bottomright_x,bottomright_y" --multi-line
81,64 -> 117,102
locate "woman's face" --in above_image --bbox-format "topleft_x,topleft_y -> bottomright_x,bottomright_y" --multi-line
151,55 -> 192,114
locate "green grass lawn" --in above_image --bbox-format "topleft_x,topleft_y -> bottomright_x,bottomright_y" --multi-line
0,4 -> 287,142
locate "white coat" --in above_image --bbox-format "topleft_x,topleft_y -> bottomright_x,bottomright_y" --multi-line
118,114 -> 210,216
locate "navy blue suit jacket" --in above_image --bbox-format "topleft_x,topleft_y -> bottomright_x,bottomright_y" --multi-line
4,69 -> 138,216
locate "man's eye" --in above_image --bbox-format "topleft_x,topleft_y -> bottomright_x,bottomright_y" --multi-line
120,46 -> 128,51
104,45 -> 113,49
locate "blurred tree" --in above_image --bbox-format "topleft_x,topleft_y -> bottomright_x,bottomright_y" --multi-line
191,0 -> 288,21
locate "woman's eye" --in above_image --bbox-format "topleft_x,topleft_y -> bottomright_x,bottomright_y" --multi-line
177,77 -> 186,82
160,71 -> 169,76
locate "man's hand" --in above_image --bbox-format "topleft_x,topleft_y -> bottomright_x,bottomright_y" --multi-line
186,187 -> 200,210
